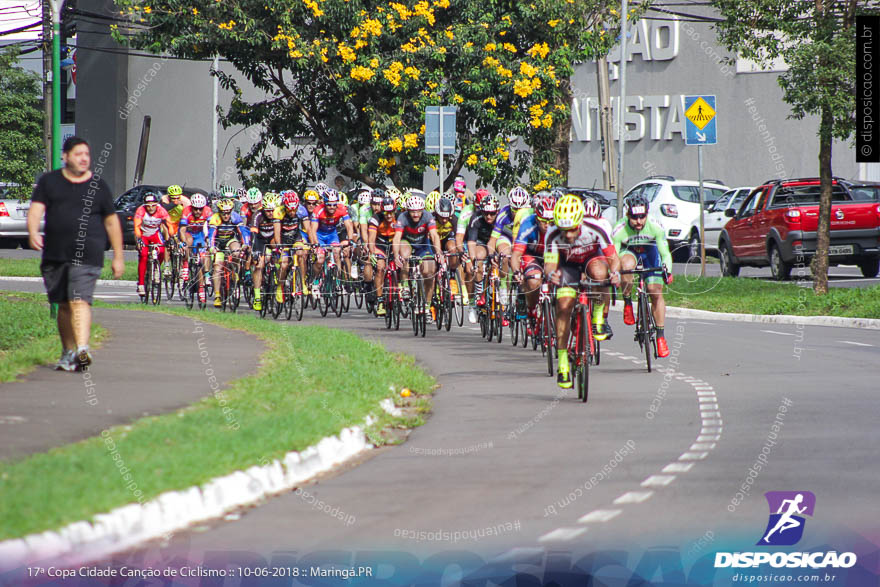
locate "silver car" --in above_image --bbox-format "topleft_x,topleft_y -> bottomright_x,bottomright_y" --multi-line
0,183 -> 43,249
703,187 -> 754,253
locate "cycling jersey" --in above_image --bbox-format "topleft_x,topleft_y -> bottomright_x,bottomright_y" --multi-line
544,219 -> 616,266
280,206 -> 309,245
394,211 -> 435,245
465,214 -> 495,246
435,215 -> 458,243
310,204 -> 351,235
249,208 -> 282,240
611,218 -> 673,269
368,212 -> 397,242
207,211 -> 250,248
456,203 -> 476,236
513,211 -> 547,257
178,206 -> 212,241
134,205 -> 169,239
161,199 -> 188,234
491,205 -> 530,241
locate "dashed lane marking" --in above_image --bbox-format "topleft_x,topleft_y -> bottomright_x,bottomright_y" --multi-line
613,491 -> 654,504
538,527 -> 588,542
577,509 -> 623,523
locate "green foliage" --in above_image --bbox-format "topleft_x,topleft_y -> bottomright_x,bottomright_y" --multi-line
0,47 -> 44,200
112,0 -> 636,192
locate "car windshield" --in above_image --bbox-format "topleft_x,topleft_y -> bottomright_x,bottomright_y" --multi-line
849,186 -> 880,202
771,184 -> 851,206
709,194 -> 731,211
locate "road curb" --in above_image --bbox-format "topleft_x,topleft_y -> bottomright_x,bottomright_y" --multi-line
0,400 -> 405,568
0,276 -> 138,287
607,303 -> 880,330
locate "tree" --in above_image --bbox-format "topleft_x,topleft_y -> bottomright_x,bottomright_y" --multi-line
712,0 -> 870,294
113,0 -> 631,193
0,46 -> 44,200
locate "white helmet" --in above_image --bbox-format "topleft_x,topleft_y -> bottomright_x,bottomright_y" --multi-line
357,189 -> 372,206
583,196 -> 601,218
190,193 -> 207,209
246,187 -> 263,204
405,194 -> 426,210
508,186 -> 530,209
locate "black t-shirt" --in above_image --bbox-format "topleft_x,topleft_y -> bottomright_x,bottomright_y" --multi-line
31,169 -> 116,267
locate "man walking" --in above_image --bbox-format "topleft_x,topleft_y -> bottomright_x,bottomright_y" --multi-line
27,137 -> 125,371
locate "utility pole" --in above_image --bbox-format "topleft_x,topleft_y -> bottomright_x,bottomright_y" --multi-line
42,0 -> 52,171
50,0 -> 62,169
596,56 -> 617,193
616,0 -> 629,218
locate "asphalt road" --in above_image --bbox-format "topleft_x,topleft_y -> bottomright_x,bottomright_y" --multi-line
2,278 -> 876,583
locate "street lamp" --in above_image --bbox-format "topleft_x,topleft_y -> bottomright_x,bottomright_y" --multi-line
47,0 -> 64,170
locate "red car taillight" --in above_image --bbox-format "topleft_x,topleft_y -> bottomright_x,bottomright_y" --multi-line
660,204 -> 678,217
0,202 -> 9,217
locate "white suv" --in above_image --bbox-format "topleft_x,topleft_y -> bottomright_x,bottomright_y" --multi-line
623,176 -> 729,260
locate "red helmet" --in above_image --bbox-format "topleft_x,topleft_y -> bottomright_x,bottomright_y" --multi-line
282,191 -> 299,209
474,188 -> 490,206
536,196 -> 556,221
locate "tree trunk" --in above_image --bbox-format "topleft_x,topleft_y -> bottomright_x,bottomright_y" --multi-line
811,105 -> 833,295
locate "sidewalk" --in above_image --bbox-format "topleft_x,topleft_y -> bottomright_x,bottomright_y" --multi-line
0,308 -> 264,462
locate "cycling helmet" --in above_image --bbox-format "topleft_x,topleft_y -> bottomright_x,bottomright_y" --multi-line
549,186 -> 566,201
536,195 -> 556,221
323,189 -> 341,205
357,189 -> 372,207
190,193 -> 207,209
143,193 -> 159,204
435,197 -> 454,219
282,191 -> 300,209
303,189 -> 320,203
453,175 -> 466,194
167,184 -> 183,197
441,189 -> 455,202
262,192 -> 281,210
381,196 -> 396,213
481,194 -> 499,212
425,190 -> 441,212
626,193 -> 650,217
508,186 -> 530,209
406,194 -> 426,211
219,185 -> 236,199
237,188 -> 248,203
386,186 -> 402,202
474,188 -> 490,207
371,188 -> 386,203
553,194 -> 584,229
217,198 -> 235,212
246,187 -> 263,204
338,191 -> 349,206
582,195 -> 601,218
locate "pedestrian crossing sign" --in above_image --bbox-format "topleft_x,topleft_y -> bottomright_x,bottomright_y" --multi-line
685,97 -> 715,129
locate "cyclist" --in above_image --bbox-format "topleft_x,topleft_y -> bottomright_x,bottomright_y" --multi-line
367,194 -> 397,316
356,188 -> 381,301
309,188 -> 355,289
463,193 -> 499,324
249,192 -> 283,310
452,175 -> 470,213
277,190 -> 310,300
241,187 -> 264,284
433,196 -> 461,293
133,193 -> 171,297
178,193 -> 212,303
510,194 -> 555,331
392,193 -> 445,318
207,198 -> 250,308
302,189 -> 322,284
488,186 -> 532,302
611,193 -> 674,358
544,195 -> 621,389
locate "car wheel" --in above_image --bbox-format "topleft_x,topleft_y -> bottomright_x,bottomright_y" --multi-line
719,242 -> 740,277
688,230 -> 701,260
0,238 -> 18,249
769,243 -> 792,280
858,258 -> 880,278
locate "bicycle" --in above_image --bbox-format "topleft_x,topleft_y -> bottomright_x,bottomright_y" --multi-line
507,277 -> 530,348
538,283 -> 556,376
621,266 -> 667,373
405,254 -> 431,338
140,243 -> 163,306
215,248 -> 242,312
433,252 -> 460,332
257,244 -> 285,319
477,254 -> 505,343
569,277 -> 615,403
280,243 -> 306,321
383,256 -> 402,330
182,245 -> 209,310
163,236 -> 183,301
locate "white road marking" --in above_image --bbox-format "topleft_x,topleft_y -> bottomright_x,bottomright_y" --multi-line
761,330 -> 797,336
700,404 -> 720,411
641,475 -> 676,487
838,340 -> 873,347
697,391 -> 716,396
662,462 -> 694,473
613,491 -> 654,504
697,435 -> 721,442
701,427 -> 722,435
698,396 -> 716,402
619,355 -> 637,360
701,412 -> 721,419
690,442 -> 717,451
679,452 -> 709,461
577,509 -> 622,523
538,527 -> 588,542
605,351 -> 623,356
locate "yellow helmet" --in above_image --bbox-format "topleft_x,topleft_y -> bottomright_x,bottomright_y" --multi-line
303,189 -> 320,203
262,192 -> 281,210
217,198 -> 235,212
426,190 -> 441,213
167,184 -> 183,196
338,191 -> 348,206
553,194 -> 584,229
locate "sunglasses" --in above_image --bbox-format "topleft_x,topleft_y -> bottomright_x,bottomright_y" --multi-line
629,214 -> 647,220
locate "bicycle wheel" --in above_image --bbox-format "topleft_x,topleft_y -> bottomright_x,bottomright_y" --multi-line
543,298 -> 555,376
150,260 -> 162,305
183,270 -> 194,310
332,268 -> 344,317
418,279 -> 427,337
384,273 -> 394,329
164,257 -> 176,300
341,280 -> 351,314
410,278 -> 420,336
354,271 -> 364,308
443,279 -> 453,332
578,305 -> 591,403
493,283 -> 503,343
392,283 -> 401,330
640,291 -> 652,372
272,270 -> 285,319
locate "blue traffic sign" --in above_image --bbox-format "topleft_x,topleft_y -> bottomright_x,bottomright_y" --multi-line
425,106 -> 456,154
684,95 -> 717,146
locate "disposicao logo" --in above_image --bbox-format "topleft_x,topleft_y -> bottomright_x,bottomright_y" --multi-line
714,491 -> 858,569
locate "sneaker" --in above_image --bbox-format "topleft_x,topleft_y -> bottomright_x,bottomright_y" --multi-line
55,350 -> 76,372
163,265 -> 171,277
137,284 -> 146,296
593,320 -> 609,341
450,278 -> 459,296
657,336 -> 670,358
275,285 -> 284,304
402,288 -> 411,301
557,369 -> 572,389
623,302 -> 635,325
198,288 -> 206,303
254,298 -> 262,311
604,321 -> 613,340
214,296 -> 222,308
468,307 -> 478,324
75,346 -> 92,370
502,316 -> 510,327
476,293 -> 485,307
376,302 -> 387,316
180,267 -> 190,282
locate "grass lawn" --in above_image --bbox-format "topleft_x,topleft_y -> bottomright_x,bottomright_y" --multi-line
0,291 -> 106,382
665,275 -> 880,319
0,303 -> 434,541
0,257 -> 138,282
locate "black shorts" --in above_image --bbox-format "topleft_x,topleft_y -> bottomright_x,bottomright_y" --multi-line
41,261 -> 102,304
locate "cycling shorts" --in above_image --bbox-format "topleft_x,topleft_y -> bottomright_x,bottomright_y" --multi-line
316,231 -> 340,246
620,246 -> 663,285
215,237 -> 239,252
405,242 -> 434,259
520,254 -> 544,277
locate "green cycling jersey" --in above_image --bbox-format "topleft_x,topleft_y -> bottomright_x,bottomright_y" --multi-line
611,218 -> 674,270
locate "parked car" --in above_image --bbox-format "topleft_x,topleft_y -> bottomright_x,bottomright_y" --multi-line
623,176 -> 730,260
718,177 -> 880,279
0,183 -> 43,249
565,187 -> 618,225
704,186 -> 754,253
115,185 -> 209,245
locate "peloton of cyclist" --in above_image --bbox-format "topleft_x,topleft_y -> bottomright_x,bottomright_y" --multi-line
510,193 -> 556,332
367,194 -> 397,317
392,193 -> 446,318
207,198 -> 250,307
178,193 -> 212,303
463,193 -> 500,324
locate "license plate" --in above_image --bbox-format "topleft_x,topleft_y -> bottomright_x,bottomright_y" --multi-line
828,245 -> 854,256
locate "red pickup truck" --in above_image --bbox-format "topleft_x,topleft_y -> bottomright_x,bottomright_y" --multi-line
718,178 -> 880,280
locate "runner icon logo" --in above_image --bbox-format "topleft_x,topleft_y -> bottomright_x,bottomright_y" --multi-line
758,491 -> 816,546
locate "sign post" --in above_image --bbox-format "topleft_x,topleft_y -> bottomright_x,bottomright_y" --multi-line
684,95 -> 717,277
425,107 -> 456,191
